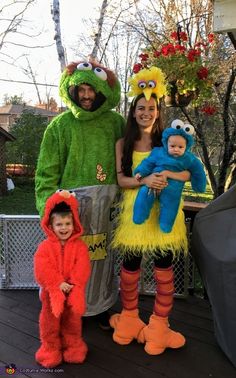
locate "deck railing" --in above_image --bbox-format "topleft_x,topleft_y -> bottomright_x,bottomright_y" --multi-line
0,215 -> 194,298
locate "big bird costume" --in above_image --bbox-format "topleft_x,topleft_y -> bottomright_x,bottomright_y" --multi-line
128,66 -> 167,101
110,66 -> 188,355
35,60 -> 125,316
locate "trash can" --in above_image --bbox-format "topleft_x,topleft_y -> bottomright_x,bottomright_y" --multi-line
74,184 -> 119,316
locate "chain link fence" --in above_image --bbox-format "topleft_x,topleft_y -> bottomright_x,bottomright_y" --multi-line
0,215 -> 194,298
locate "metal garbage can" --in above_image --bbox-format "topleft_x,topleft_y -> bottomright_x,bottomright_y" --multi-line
74,184 -> 119,315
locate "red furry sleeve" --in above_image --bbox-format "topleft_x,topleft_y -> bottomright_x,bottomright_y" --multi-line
34,242 -> 65,317
67,240 -> 91,315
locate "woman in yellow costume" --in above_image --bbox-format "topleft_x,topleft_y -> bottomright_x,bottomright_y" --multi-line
110,67 -> 190,355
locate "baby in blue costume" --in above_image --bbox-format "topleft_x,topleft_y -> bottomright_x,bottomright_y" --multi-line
133,119 -> 207,233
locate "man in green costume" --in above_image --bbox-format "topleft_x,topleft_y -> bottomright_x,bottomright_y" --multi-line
35,60 -> 125,329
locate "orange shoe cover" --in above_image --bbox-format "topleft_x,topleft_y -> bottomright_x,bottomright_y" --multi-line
138,314 -> 185,355
110,309 -> 146,345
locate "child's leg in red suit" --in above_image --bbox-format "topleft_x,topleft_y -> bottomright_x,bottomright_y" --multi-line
36,291 -> 62,368
61,302 -> 88,363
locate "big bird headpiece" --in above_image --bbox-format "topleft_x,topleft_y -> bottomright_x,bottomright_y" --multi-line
128,66 -> 167,101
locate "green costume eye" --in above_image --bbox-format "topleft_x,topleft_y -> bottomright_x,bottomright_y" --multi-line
77,62 -> 92,71
94,67 -> 107,81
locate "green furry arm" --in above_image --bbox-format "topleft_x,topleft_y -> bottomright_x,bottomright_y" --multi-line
35,121 -> 62,217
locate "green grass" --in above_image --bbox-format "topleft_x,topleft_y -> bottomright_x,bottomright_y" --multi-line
0,178 -> 37,215
0,178 -> 213,215
183,182 -> 213,203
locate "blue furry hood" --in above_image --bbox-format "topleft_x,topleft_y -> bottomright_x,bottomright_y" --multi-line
162,120 -> 195,153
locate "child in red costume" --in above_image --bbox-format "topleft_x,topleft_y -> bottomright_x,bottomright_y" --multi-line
34,190 -> 91,368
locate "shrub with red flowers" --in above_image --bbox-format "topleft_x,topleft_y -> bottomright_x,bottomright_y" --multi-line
133,31 -> 218,107
200,104 -> 217,115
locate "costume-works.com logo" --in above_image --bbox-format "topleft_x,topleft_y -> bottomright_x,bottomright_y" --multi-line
5,364 -> 17,375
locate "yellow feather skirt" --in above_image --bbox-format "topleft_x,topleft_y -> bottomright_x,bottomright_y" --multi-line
112,151 -> 188,258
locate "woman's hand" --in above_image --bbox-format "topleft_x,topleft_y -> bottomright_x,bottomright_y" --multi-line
160,170 -> 190,182
142,173 -> 168,190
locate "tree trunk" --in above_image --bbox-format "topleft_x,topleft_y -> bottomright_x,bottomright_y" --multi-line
90,0 -> 108,60
51,0 -> 66,72
217,69 -> 236,196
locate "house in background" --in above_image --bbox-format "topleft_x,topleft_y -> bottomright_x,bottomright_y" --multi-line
0,104 -> 59,133
213,0 -> 236,49
0,104 -> 61,194
0,127 -> 15,196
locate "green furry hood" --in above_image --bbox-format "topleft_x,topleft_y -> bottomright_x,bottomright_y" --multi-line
59,61 -> 121,120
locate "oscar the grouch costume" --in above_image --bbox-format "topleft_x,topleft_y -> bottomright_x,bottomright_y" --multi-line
35,61 -> 125,317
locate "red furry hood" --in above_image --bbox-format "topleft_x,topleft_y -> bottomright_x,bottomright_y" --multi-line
41,190 -> 83,240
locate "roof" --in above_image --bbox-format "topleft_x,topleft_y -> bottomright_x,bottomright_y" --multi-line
0,126 -> 15,141
0,104 -> 59,117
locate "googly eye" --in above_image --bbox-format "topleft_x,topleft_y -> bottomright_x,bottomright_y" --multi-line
56,189 -> 63,193
94,67 -> 107,81
148,80 -> 156,89
77,62 -> 92,71
69,191 -> 76,197
138,80 -> 147,89
171,119 -> 185,130
183,124 -> 195,135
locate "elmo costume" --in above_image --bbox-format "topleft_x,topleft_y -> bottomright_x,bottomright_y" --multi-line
34,190 -> 91,368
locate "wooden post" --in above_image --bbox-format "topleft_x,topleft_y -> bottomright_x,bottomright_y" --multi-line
0,137 -> 7,196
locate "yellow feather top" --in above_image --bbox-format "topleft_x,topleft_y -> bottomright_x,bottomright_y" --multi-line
128,66 -> 167,101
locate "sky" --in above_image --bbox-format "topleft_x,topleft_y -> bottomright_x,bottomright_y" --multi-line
0,0 -> 100,106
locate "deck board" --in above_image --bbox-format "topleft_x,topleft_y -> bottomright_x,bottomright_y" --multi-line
0,290 -> 235,378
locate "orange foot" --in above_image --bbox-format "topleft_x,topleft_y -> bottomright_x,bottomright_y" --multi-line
110,309 -> 146,345
138,314 -> 186,355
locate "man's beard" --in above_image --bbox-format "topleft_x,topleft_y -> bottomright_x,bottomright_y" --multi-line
68,86 -> 106,111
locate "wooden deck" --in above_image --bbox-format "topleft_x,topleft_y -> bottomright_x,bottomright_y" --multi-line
0,290 -> 235,378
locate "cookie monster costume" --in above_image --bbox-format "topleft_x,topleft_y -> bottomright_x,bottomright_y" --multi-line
35,60 -> 125,315
133,119 -> 207,232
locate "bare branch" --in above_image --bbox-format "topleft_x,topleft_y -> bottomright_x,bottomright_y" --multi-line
3,41 -> 54,48
0,0 -> 35,50
22,57 -> 42,103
